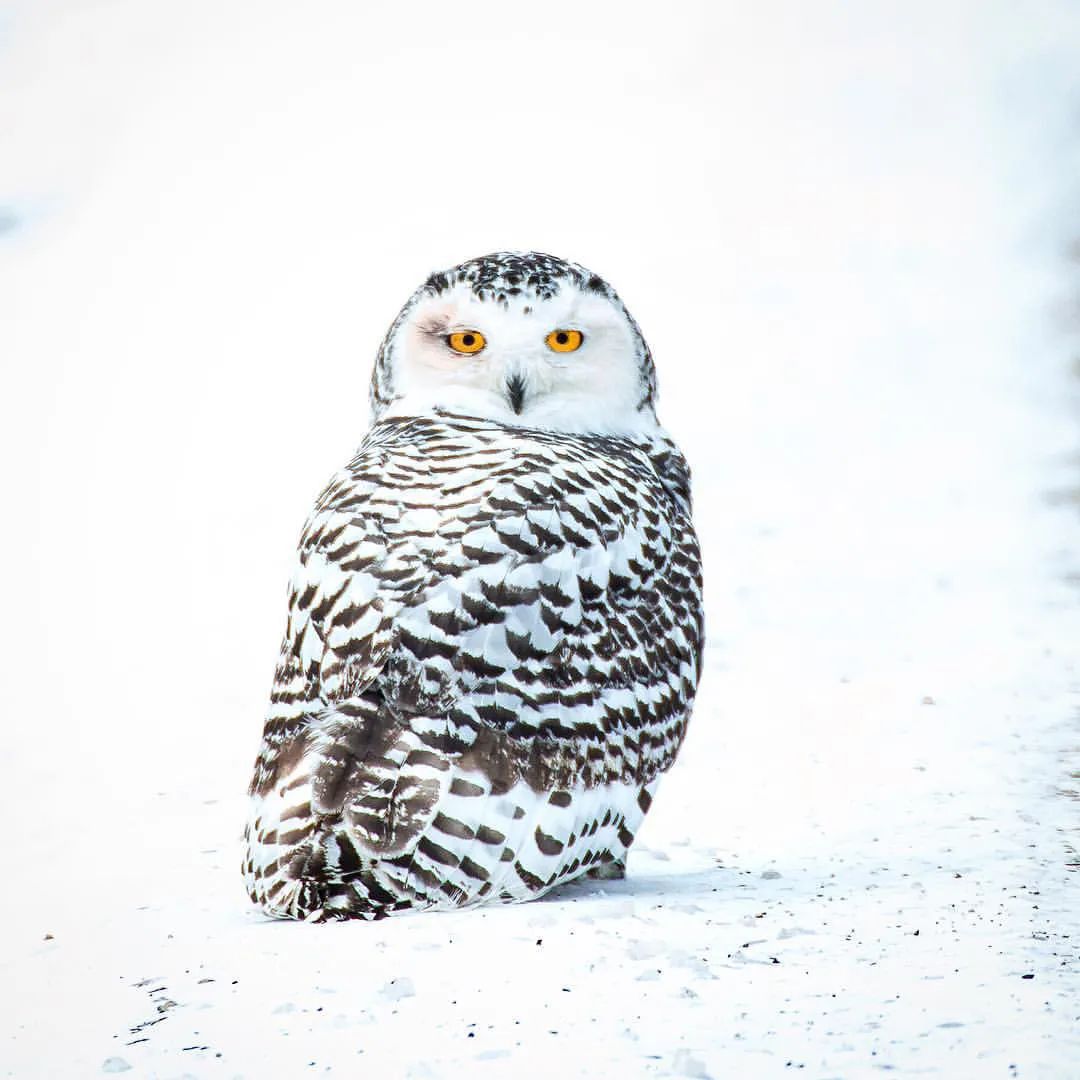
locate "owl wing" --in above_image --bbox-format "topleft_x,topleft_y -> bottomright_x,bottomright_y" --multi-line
378,433 -> 702,905
249,445 -> 446,796
245,425 -> 702,917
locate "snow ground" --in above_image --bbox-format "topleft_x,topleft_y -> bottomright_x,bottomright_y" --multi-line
2,2 -> 1079,1077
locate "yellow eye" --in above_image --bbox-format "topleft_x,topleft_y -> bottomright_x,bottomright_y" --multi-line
546,329 -> 584,353
447,330 -> 486,354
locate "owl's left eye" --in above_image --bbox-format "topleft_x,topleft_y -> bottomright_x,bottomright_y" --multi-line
546,329 -> 584,353
447,330 -> 486,354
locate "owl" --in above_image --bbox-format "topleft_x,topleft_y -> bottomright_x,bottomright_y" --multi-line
243,252 -> 704,921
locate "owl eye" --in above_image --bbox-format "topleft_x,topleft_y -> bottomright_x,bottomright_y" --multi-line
447,330 -> 486,354
545,329 -> 584,353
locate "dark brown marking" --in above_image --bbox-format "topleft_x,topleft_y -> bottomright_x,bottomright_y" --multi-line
417,836 -> 459,867
515,862 -> 546,890
449,777 -> 485,797
534,828 -> 564,857
459,856 -> 490,882
432,812 -> 474,841
404,749 -> 449,772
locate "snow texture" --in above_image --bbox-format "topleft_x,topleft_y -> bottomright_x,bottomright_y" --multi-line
1,2 -> 1078,1077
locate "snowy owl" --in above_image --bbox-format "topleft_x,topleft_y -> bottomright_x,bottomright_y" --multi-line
243,252 -> 704,920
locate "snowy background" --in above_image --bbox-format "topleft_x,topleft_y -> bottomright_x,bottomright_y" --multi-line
2,1 -> 1079,1076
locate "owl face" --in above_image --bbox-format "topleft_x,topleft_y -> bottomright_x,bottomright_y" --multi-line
370,253 -> 659,435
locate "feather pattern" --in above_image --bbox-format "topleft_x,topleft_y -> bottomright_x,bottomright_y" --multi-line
244,409 -> 703,920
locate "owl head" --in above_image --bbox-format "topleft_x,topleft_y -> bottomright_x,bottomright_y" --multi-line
369,252 -> 659,435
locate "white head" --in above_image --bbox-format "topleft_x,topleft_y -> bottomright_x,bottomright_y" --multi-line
370,252 -> 660,436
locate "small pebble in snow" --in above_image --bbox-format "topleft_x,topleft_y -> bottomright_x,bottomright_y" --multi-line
1021,973 -> 1034,980
381,977 -> 416,1001
101,1059 -> 132,1074
44,933 -> 54,941
761,870 -> 782,880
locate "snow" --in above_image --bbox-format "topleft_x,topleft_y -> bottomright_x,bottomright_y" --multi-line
2,2 -> 1079,1076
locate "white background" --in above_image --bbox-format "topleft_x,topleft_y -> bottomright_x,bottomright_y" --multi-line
2,2 -> 1079,1076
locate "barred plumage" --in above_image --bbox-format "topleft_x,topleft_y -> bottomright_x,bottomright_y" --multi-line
243,253 -> 704,920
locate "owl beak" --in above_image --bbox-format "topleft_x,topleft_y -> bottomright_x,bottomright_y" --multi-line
505,374 -> 526,414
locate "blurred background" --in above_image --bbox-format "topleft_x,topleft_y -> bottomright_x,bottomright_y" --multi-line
2,2 -> 1080,1071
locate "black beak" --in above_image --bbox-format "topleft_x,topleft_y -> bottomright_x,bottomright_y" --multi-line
505,374 -> 526,414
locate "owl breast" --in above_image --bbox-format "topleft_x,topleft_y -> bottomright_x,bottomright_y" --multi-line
243,411 -> 703,920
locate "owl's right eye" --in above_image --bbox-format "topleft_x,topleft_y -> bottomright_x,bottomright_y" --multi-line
447,330 -> 486,354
